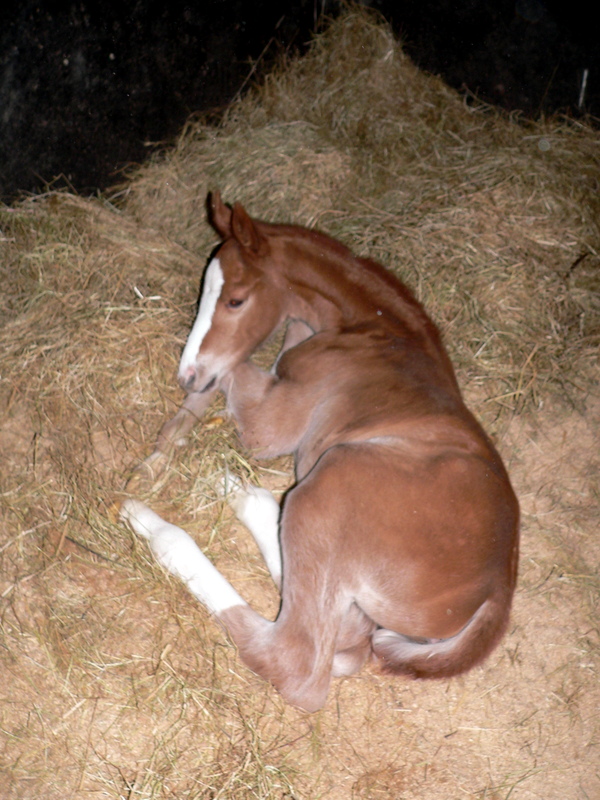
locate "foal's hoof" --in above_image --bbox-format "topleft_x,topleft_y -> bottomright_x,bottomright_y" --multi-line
217,472 -> 280,535
216,471 -> 259,519
125,451 -> 170,494
106,451 -> 171,523
106,494 -> 128,524
216,472 -> 253,518
119,498 -> 153,537
216,470 -> 245,499
106,488 -> 150,525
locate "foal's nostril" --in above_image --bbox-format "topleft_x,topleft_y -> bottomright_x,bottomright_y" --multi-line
179,369 -> 196,392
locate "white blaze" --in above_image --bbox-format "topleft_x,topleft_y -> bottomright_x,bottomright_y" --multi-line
179,258 -> 224,378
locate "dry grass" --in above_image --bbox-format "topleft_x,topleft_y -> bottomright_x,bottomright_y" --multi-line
1,8 -> 599,799
122,8 -> 599,422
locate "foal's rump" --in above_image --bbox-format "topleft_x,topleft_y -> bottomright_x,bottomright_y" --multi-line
288,436 -> 518,679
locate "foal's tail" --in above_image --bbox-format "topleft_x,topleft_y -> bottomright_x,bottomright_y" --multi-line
371,588 -> 513,679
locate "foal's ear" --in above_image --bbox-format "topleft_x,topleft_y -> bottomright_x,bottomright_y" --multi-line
208,190 -> 233,238
231,202 -> 264,255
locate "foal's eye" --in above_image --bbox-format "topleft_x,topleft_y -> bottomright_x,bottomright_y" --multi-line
227,298 -> 245,309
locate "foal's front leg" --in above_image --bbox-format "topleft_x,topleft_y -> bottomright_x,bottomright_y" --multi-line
155,388 -> 218,452
127,388 -> 217,490
271,319 -> 313,373
224,362 -> 312,458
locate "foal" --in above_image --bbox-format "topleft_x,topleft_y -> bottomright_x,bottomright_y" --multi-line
121,192 -> 519,712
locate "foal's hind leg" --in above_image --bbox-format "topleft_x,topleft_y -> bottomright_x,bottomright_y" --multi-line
121,498 -> 333,711
219,474 -> 282,588
121,499 -> 248,614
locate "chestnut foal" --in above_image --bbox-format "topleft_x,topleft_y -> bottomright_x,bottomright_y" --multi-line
121,192 -> 519,712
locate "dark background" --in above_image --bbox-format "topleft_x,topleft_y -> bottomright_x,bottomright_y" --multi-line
1,0 -> 597,203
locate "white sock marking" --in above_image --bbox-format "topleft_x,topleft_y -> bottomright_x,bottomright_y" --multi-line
219,475 -> 282,586
121,499 -> 246,615
179,257 -> 224,379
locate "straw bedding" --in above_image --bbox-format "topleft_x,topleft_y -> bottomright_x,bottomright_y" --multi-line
1,9 -> 598,798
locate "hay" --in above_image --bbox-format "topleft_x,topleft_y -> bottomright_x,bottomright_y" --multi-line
1,8 -> 599,799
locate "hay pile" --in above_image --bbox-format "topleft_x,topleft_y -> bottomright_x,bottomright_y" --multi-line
1,9 -> 598,799
123,9 -> 599,418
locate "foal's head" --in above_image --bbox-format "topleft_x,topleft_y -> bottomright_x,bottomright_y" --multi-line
178,193 -> 284,394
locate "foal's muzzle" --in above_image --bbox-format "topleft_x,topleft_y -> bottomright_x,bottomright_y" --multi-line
178,366 -> 216,394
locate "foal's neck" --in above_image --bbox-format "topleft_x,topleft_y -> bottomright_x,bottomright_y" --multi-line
273,226 -> 430,338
